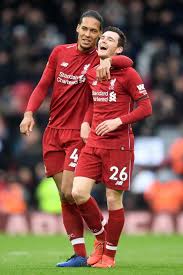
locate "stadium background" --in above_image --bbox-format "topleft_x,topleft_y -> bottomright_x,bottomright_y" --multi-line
0,0 -> 183,235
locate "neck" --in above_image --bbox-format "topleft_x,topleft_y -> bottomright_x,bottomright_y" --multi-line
77,44 -> 95,53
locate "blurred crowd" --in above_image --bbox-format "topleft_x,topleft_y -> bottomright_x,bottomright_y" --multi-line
0,0 -> 183,215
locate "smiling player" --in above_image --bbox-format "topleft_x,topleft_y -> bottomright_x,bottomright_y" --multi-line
72,26 -> 152,268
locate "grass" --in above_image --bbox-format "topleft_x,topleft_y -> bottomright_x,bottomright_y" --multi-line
0,234 -> 182,275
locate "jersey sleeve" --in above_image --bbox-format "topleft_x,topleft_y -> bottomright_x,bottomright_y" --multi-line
111,55 -> 133,68
119,98 -> 152,124
26,46 -> 60,112
119,68 -> 152,124
83,78 -> 93,125
125,68 -> 148,101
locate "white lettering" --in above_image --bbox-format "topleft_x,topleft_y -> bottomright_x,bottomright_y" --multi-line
57,72 -> 86,85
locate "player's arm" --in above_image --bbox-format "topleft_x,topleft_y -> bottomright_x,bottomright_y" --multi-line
80,83 -> 93,143
96,55 -> 133,81
20,47 -> 58,136
96,68 -> 152,136
119,68 -> 152,124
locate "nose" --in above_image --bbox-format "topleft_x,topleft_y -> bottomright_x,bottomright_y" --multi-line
85,29 -> 91,37
102,37 -> 108,42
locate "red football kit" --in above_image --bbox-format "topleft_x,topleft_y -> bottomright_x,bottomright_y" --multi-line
26,44 -> 132,176
75,66 -> 152,190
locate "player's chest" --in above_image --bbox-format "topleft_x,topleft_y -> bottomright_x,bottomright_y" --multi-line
56,54 -> 97,77
90,76 -> 127,103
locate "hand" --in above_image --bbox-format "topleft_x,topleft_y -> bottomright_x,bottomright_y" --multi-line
95,118 -> 122,136
80,122 -> 91,143
96,58 -> 111,81
20,111 -> 35,136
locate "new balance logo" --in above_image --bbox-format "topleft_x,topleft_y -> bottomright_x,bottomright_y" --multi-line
69,162 -> 77,168
61,62 -> 69,67
109,91 -> 116,102
115,180 -> 124,186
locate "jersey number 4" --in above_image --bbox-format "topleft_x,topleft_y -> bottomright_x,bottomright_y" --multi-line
69,148 -> 79,168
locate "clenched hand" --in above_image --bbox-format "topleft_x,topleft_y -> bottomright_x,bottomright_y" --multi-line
96,58 -> 111,81
19,111 -> 35,136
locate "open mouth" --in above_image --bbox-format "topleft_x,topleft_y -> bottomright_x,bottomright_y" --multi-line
100,46 -> 107,50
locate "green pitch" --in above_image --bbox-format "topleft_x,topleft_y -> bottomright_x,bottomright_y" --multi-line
0,234 -> 182,275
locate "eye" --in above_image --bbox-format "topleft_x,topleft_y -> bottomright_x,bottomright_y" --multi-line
92,29 -> 98,33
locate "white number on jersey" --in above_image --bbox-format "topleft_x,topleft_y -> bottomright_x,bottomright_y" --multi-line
109,166 -> 128,185
69,148 -> 78,168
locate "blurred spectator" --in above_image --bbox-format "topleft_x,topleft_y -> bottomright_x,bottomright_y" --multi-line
101,0 -> 127,28
10,81 -> 34,113
144,179 -> 183,214
0,49 -> 15,88
0,8 -> 15,50
0,115 -> 11,170
17,166 -> 34,206
36,177 -> 61,214
169,138 -> 183,175
0,173 -> 27,214
13,126 -> 42,168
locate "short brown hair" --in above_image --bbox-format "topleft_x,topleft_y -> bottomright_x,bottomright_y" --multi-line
104,26 -> 126,48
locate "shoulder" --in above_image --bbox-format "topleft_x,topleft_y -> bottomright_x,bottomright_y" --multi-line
121,67 -> 142,81
51,43 -> 76,54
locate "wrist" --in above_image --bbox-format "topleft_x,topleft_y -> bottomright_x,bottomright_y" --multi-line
116,117 -> 122,126
24,111 -> 33,118
82,121 -> 90,126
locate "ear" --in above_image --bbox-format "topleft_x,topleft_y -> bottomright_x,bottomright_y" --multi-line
76,24 -> 80,33
116,46 -> 123,55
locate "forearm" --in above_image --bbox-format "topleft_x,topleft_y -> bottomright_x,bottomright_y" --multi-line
120,98 -> 152,125
83,102 -> 93,126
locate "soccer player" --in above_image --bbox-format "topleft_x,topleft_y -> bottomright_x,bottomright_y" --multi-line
72,26 -> 152,268
19,11 -> 133,267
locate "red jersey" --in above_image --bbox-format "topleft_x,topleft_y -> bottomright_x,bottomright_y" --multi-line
26,43 -> 133,130
27,43 -> 98,129
86,67 -> 152,150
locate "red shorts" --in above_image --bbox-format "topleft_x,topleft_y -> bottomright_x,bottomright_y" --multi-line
42,127 -> 84,177
75,145 -> 134,190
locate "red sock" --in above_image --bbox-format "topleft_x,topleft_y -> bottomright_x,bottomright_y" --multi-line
105,208 -> 125,258
61,201 -> 86,257
77,197 -> 105,242
90,196 -> 107,230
